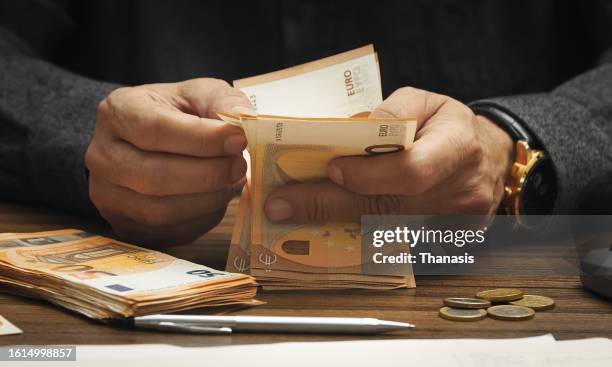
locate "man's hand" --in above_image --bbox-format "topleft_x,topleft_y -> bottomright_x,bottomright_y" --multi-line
264,87 -> 514,223
85,78 -> 253,246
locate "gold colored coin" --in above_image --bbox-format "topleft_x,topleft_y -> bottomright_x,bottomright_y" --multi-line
475,288 -> 523,302
487,305 -> 535,321
443,297 -> 492,309
439,306 -> 487,321
509,295 -> 555,311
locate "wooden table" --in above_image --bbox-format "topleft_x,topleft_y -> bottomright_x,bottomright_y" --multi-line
1,199 -> 611,346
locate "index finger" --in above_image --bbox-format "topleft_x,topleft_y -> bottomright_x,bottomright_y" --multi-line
329,125 -> 467,196
102,93 -> 247,157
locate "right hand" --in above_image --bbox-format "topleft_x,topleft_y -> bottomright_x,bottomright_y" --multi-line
85,78 -> 254,246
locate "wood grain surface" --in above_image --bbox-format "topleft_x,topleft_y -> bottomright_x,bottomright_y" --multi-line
1,199 -> 611,346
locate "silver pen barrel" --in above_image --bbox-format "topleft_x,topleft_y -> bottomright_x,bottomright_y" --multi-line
134,315 -> 414,334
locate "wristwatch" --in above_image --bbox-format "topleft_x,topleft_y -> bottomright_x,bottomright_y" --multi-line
469,102 -> 557,228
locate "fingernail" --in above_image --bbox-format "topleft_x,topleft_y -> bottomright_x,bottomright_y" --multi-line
225,134 -> 247,155
265,198 -> 293,221
232,105 -> 256,116
328,164 -> 344,185
231,157 -> 247,182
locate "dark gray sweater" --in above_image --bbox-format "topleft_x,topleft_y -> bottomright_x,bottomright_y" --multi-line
1,0 -> 611,215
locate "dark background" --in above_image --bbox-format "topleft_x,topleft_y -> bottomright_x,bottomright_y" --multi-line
3,0 -> 611,101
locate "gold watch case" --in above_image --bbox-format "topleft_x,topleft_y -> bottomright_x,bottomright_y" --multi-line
503,140 -> 545,227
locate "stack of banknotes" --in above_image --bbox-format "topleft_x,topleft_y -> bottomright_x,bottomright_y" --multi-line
0,229 -> 259,319
224,45 -> 417,290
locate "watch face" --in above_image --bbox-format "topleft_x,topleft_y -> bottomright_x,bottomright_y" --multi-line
519,158 -> 557,224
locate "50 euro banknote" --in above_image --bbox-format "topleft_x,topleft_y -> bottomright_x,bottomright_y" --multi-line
0,229 -> 260,319
232,44 -> 383,151
224,44 -> 417,289
222,113 -> 417,289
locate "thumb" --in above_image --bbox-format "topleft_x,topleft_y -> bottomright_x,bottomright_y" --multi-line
178,78 -> 255,119
370,87 -> 449,129
264,182 -> 362,223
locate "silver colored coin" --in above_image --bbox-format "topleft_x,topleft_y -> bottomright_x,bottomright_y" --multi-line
487,305 -> 535,321
439,306 -> 487,321
444,297 -> 492,309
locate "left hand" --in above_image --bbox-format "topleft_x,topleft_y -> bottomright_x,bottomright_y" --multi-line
264,87 -> 514,223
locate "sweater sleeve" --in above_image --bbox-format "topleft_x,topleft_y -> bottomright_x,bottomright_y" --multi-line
474,49 -> 612,214
0,0 -> 119,215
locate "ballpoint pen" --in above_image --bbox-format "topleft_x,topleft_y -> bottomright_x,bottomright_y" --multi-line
116,314 -> 415,335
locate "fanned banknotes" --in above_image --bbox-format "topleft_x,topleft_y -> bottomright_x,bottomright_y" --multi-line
225,45 -> 417,290
0,229 -> 259,319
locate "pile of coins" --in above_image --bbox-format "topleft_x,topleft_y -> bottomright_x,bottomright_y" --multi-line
439,288 -> 555,321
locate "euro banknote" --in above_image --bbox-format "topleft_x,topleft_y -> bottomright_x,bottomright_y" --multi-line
0,229 -> 259,319
225,45 -> 417,289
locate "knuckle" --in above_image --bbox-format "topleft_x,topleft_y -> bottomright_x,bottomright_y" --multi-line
346,174 -> 374,195
108,150 -> 129,187
188,77 -> 230,96
400,156 -> 433,195
447,127 -> 481,166
201,164 -> 226,190
106,87 -> 153,143
88,181 -> 103,207
88,180 -> 112,215
453,102 -> 474,119
357,195 -> 404,215
396,86 -> 418,97
374,104 -> 400,118
84,143 -> 99,172
134,157 -> 166,195
96,97 -> 110,118
305,193 -> 332,222
86,142 -> 122,185
219,84 -> 247,99
135,106 -> 162,149
199,77 -> 229,88
193,131 -> 212,157
105,87 -> 134,108
218,157 -> 239,187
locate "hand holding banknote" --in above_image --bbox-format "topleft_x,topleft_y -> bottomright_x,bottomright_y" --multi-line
265,87 -> 514,223
225,45 -> 417,289
86,78 -> 253,246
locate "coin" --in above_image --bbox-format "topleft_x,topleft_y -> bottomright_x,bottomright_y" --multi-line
475,288 -> 523,302
439,306 -> 487,321
443,297 -> 492,309
509,295 -> 555,311
487,305 -> 535,321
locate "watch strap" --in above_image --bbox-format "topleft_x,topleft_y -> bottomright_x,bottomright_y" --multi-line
468,101 -> 537,147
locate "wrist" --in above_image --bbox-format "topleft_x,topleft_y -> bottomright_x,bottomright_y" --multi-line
475,114 -> 515,178
469,102 -> 557,223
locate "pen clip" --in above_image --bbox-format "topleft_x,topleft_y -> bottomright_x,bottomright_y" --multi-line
157,321 -> 232,335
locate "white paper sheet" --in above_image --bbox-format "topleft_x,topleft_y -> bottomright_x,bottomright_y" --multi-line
17,334 -> 612,367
